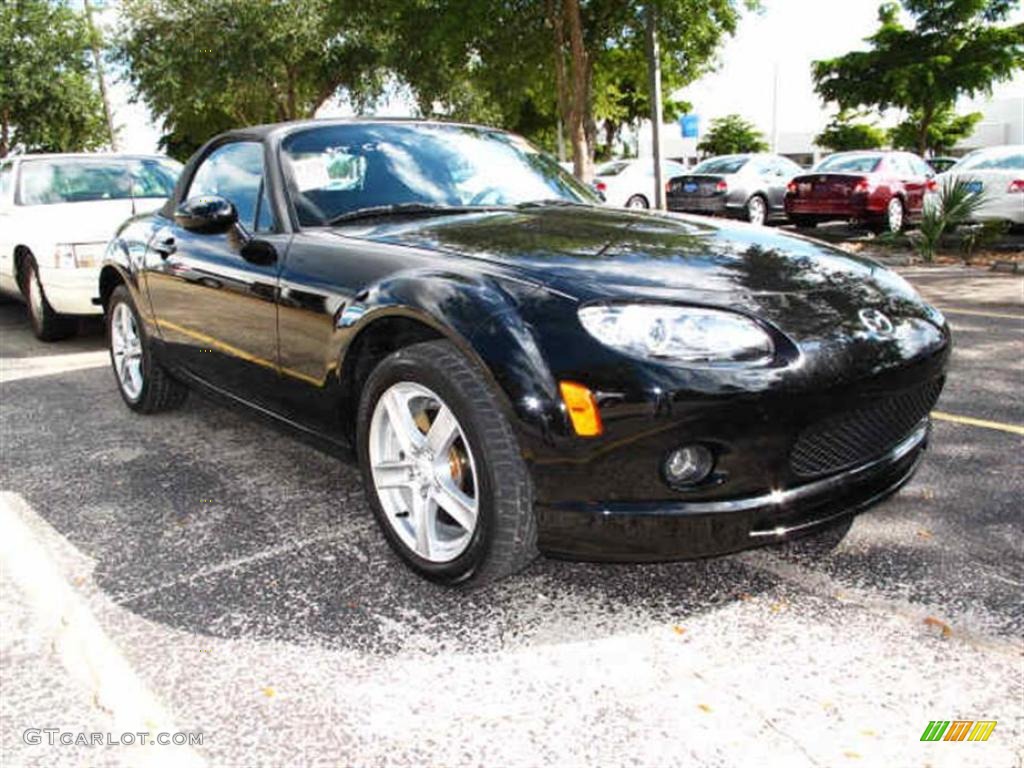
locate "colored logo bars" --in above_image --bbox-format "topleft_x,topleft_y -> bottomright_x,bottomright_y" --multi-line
920,720 -> 997,742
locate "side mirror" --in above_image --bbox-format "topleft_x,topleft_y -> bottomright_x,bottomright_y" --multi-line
174,195 -> 238,234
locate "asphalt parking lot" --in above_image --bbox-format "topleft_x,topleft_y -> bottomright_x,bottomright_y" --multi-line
1,266 -> 1021,768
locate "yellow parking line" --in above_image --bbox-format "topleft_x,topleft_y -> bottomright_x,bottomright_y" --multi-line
932,411 -> 1024,437
935,307 -> 1023,321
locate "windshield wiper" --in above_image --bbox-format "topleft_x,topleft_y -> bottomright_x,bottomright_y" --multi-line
326,203 -> 510,226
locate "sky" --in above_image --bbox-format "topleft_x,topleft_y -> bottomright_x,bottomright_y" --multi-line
101,0 -> 1024,154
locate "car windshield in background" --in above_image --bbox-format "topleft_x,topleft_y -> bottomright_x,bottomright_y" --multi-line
281,123 -> 598,226
692,156 -> 748,174
17,158 -> 181,206
596,161 -> 631,176
814,154 -> 882,173
953,149 -> 1024,171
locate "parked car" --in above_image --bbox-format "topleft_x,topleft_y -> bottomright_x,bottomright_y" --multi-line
593,157 -> 689,208
939,145 -> 1024,226
0,153 -> 182,340
666,153 -> 804,225
926,156 -> 957,174
100,119 -> 949,585
784,150 -> 936,233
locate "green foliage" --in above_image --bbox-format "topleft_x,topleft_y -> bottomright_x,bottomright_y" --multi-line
914,176 -> 988,261
815,111 -> 887,151
812,0 -> 1024,155
697,114 -> 768,156
0,0 -> 108,156
888,106 -> 982,154
115,0 -> 389,159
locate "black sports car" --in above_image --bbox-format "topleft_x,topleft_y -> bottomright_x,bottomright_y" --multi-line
100,120 -> 950,585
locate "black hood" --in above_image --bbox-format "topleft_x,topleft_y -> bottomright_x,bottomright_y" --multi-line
347,204 -> 944,338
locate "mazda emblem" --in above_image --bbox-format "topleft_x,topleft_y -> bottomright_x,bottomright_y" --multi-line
859,308 -> 894,334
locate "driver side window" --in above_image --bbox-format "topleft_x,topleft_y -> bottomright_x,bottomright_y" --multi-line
188,142 -> 274,232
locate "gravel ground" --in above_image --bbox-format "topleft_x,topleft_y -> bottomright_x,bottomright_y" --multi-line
0,266 -> 1021,768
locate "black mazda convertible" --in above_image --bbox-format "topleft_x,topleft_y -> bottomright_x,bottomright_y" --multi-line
100,119 -> 949,585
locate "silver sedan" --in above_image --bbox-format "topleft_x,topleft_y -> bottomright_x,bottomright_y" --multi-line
666,153 -> 804,225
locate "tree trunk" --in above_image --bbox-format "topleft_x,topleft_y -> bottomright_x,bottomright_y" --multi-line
563,0 -> 592,182
918,103 -> 935,157
0,110 -> 9,158
83,0 -> 117,150
547,0 -> 572,166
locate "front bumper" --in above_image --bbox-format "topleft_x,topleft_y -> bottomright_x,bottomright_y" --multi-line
36,265 -> 102,316
537,421 -> 928,561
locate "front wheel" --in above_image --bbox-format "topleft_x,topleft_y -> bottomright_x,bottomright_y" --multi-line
22,257 -> 76,342
107,285 -> 188,413
357,340 -> 537,585
745,195 -> 768,226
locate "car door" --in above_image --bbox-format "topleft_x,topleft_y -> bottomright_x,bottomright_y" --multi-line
0,161 -> 17,294
143,140 -> 289,405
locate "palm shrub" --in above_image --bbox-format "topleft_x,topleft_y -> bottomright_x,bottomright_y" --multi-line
915,178 -> 988,262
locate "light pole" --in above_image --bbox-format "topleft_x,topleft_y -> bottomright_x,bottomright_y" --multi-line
645,4 -> 665,210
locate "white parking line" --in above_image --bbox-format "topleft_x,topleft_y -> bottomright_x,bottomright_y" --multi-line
0,351 -> 110,383
0,492 -> 206,768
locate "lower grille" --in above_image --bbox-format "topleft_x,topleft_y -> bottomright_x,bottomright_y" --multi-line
790,379 -> 943,478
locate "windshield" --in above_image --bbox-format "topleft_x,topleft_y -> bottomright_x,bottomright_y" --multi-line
17,158 -> 182,206
814,153 -> 882,173
693,156 -> 748,174
596,161 -> 631,177
953,148 -> 1024,172
281,123 -> 598,226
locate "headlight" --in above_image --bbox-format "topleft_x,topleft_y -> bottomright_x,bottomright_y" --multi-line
51,243 -> 105,268
578,304 -> 774,364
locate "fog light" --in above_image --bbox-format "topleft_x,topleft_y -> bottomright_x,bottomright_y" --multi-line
664,445 -> 714,486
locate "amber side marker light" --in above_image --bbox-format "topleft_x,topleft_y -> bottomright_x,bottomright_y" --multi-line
559,381 -> 603,437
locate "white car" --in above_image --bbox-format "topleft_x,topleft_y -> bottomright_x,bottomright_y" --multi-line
594,158 -> 689,209
939,145 -> 1024,226
0,153 -> 182,340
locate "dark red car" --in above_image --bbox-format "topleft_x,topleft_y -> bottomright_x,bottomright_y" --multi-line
785,151 -> 936,233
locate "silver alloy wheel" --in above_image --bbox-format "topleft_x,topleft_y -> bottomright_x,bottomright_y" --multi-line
747,195 -> 767,226
368,381 -> 480,563
111,301 -> 144,401
887,197 -> 904,232
26,267 -> 44,323
626,195 -> 649,209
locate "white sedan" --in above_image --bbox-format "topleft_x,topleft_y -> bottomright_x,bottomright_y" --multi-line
940,145 -> 1024,226
0,153 -> 182,340
594,158 -> 689,209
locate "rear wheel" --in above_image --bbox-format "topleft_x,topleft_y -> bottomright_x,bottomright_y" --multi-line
625,194 -> 649,209
357,340 -> 537,585
745,194 -> 768,226
21,256 -> 76,342
873,197 -> 904,234
107,285 -> 188,413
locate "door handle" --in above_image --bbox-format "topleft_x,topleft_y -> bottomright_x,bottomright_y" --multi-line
153,236 -> 176,258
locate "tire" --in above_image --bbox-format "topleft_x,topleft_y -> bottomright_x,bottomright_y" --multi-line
790,215 -> 817,229
625,194 -> 649,209
107,285 -> 188,413
356,340 -> 537,585
21,256 -> 76,342
778,517 -> 853,559
873,197 -> 904,234
745,194 -> 768,226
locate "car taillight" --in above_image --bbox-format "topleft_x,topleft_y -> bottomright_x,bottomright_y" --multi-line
715,180 -> 728,193
594,180 -> 607,192
1008,180 -> 1024,193
852,177 -> 871,194
786,180 -> 798,195
926,178 -> 938,192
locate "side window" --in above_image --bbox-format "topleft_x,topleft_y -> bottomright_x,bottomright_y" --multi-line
188,142 -> 267,230
0,163 -> 12,204
909,155 -> 933,177
254,182 -> 275,233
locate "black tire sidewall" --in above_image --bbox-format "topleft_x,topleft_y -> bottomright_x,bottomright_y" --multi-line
627,195 -> 649,209
356,346 -> 501,584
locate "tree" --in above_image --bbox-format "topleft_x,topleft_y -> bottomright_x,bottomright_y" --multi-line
815,111 -> 887,151
697,114 -> 767,156
0,0 -> 108,157
889,105 -> 982,154
384,0 -> 754,179
813,0 -> 1024,156
116,0 -> 389,159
